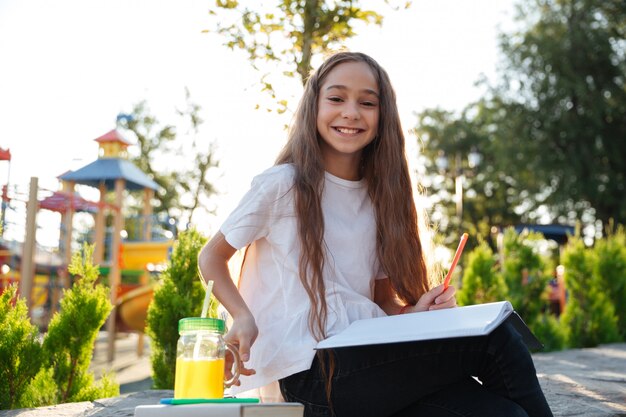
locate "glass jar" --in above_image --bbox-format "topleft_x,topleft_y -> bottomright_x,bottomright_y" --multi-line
174,317 -> 240,399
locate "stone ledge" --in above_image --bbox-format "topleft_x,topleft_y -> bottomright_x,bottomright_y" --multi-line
1,343 -> 625,417
0,391 -> 172,417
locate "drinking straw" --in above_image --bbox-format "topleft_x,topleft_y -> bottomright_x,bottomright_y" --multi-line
198,254 -> 213,318
201,280 -> 214,319
197,259 -> 214,319
197,261 -> 209,290
193,272 -> 213,359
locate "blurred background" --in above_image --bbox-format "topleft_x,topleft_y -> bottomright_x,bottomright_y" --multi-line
1,0 -> 521,246
2,0 -> 623,250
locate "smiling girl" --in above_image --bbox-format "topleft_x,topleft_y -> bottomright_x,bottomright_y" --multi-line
198,52 -> 553,417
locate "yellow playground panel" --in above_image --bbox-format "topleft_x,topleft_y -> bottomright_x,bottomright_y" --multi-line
115,240 -> 172,333
0,273 -> 54,310
32,274 -> 51,307
120,240 -> 172,270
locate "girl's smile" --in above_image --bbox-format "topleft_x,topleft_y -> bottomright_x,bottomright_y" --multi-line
332,126 -> 365,135
316,61 -> 380,180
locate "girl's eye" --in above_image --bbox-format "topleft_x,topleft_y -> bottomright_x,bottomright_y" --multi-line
328,97 -> 343,102
361,101 -> 377,107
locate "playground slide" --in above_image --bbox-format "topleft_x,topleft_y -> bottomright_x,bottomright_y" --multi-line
116,284 -> 154,332
116,240 -> 172,332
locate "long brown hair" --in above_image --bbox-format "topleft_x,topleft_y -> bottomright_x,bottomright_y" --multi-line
275,51 -> 430,404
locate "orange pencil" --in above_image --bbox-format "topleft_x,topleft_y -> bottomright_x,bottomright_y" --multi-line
443,233 -> 469,290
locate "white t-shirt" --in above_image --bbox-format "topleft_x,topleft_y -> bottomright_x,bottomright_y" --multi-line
220,164 -> 387,393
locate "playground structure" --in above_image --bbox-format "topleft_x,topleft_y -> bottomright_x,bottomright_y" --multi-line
0,239 -> 170,334
116,240 -> 171,332
0,131 -> 173,360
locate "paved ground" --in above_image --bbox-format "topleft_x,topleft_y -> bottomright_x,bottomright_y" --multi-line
89,332 -> 154,394
1,332 -> 625,416
533,343 -> 626,416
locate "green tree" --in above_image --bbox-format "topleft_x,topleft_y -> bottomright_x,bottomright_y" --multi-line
146,228 -> 217,389
116,91 -> 219,232
501,227 -> 551,325
592,224 -> 626,339
415,0 -> 626,234
494,0 -> 626,226
205,0 -> 410,109
457,241 -> 507,306
561,236 -> 620,347
415,105 -> 525,244
41,244 -> 118,403
0,244 -> 118,409
0,286 -> 43,409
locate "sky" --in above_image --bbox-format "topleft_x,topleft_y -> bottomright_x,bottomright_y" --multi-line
0,0 -> 517,248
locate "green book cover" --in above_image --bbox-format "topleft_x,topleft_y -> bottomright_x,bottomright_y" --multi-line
160,397 -> 260,405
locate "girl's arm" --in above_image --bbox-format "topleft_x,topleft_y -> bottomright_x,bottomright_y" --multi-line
198,232 -> 258,378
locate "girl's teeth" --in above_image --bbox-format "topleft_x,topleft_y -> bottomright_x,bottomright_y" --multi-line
337,128 -> 359,134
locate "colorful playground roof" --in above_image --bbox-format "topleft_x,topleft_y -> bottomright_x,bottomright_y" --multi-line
0,148 -> 11,161
94,129 -> 132,145
59,158 -> 159,191
39,191 -> 100,213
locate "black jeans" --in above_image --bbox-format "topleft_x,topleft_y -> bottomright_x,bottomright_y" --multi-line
279,321 -> 553,417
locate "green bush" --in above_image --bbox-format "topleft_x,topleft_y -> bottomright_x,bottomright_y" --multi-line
458,241 -> 507,306
40,244 -> 118,403
0,243 -> 119,409
0,285 -> 44,409
530,313 -> 566,352
592,225 -> 626,340
501,227 -> 552,329
146,228 -> 218,389
561,237 -> 620,348
18,368 -> 58,408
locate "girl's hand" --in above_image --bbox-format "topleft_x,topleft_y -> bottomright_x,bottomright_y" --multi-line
406,284 -> 457,313
224,313 -> 258,384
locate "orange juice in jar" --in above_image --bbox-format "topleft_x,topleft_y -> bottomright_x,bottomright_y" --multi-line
174,317 -> 240,399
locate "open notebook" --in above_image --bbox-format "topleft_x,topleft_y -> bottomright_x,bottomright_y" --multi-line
316,301 -> 542,351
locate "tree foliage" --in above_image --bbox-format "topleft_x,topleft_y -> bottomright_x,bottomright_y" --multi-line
591,224 -> 626,339
415,105 -> 525,242
560,236 -> 620,347
415,0 -> 626,234
145,228 -> 217,389
117,90 -> 219,232
501,227 -> 551,324
457,241 -> 507,306
204,0 -> 410,108
494,0 -> 626,226
0,244 -> 118,409
42,244 -> 116,403
0,286 -> 43,409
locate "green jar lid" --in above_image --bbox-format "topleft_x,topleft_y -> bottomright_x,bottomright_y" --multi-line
178,317 -> 225,334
